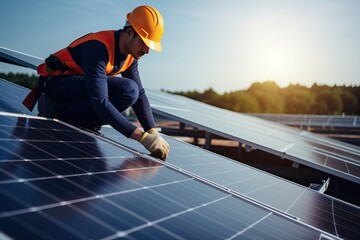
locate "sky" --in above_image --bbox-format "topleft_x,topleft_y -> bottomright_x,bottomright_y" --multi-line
0,0 -> 359,93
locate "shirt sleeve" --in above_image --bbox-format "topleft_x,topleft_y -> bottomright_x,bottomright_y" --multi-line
79,41 -> 137,137
122,60 -> 156,131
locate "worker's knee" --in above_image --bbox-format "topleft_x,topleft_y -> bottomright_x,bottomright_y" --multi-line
123,79 -> 139,105
108,77 -> 139,108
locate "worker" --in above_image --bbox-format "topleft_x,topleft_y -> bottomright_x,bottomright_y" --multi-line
22,5 -> 170,160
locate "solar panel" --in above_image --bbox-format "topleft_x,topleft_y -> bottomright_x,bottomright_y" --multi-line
0,78 -> 38,116
0,46 -> 42,70
250,113 -> 360,128
1,112 -> 346,239
101,126 -> 360,240
145,89 -> 360,184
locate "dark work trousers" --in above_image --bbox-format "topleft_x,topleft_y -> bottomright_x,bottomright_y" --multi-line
44,75 -> 139,128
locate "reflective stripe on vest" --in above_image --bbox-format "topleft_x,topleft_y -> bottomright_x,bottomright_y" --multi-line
37,30 -> 134,76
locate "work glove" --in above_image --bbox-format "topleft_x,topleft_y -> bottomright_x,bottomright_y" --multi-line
140,130 -> 170,160
147,128 -> 158,135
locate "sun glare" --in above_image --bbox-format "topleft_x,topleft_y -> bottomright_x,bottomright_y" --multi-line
263,42 -> 292,82
240,10 -> 311,87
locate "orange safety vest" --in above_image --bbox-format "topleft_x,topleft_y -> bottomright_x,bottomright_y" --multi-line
37,30 -> 134,76
23,30 -> 134,111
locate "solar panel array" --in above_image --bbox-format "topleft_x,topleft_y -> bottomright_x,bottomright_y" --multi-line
250,113 -> 360,129
2,112 -> 351,239
101,126 -> 360,239
1,47 -> 360,239
145,89 -> 360,184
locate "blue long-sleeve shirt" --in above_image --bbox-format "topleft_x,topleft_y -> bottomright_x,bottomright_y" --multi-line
68,30 -> 156,137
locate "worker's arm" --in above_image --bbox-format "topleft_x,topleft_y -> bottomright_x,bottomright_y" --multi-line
121,60 -> 156,132
122,60 -> 170,159
76,41 -> 138,137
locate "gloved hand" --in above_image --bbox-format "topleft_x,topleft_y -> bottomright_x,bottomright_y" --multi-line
140,131 -> 170,160
146,128 -> 158,135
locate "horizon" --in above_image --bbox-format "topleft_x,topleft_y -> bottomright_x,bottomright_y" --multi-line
2,71 -> 359,95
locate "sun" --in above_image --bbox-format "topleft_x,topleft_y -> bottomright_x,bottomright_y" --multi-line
239,11 -> 308,87
264,43 -> 291,77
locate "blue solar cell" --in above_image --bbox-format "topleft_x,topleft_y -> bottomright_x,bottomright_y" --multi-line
0,79 -> 38,115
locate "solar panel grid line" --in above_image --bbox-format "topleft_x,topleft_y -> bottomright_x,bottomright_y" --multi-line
101,195 -> 232,240
330,198 -> 339,237
0,170 -> 193,219
33,209 -> 92,239
93,189 -> 189,239
233,178 -> 284,196
0,159 -> 164,185
226,212 -> 272,240
283,187 -> 308,214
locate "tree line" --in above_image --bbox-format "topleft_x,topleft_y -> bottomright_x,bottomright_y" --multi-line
1,72 -> 359,115
169,81 -> 360,115
0,72 -> 38,90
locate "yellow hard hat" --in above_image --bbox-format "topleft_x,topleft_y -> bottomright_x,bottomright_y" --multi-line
126,5 -> 164,52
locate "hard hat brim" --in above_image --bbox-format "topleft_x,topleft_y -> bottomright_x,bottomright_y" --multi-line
141,36 -> 162,52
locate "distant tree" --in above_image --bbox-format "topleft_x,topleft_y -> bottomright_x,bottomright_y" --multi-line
347,86 -> 360,114
310,83 -> 332,94
222,91 -> 261,113
0,72 -> 38,89
339,90 -> 358,115
246,81 -> 284,113
170,89 -> 202,101
202,88 -> 218,102
281,84 -> 315,114
315,90 -> 342,114
169,81 -> 360,115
